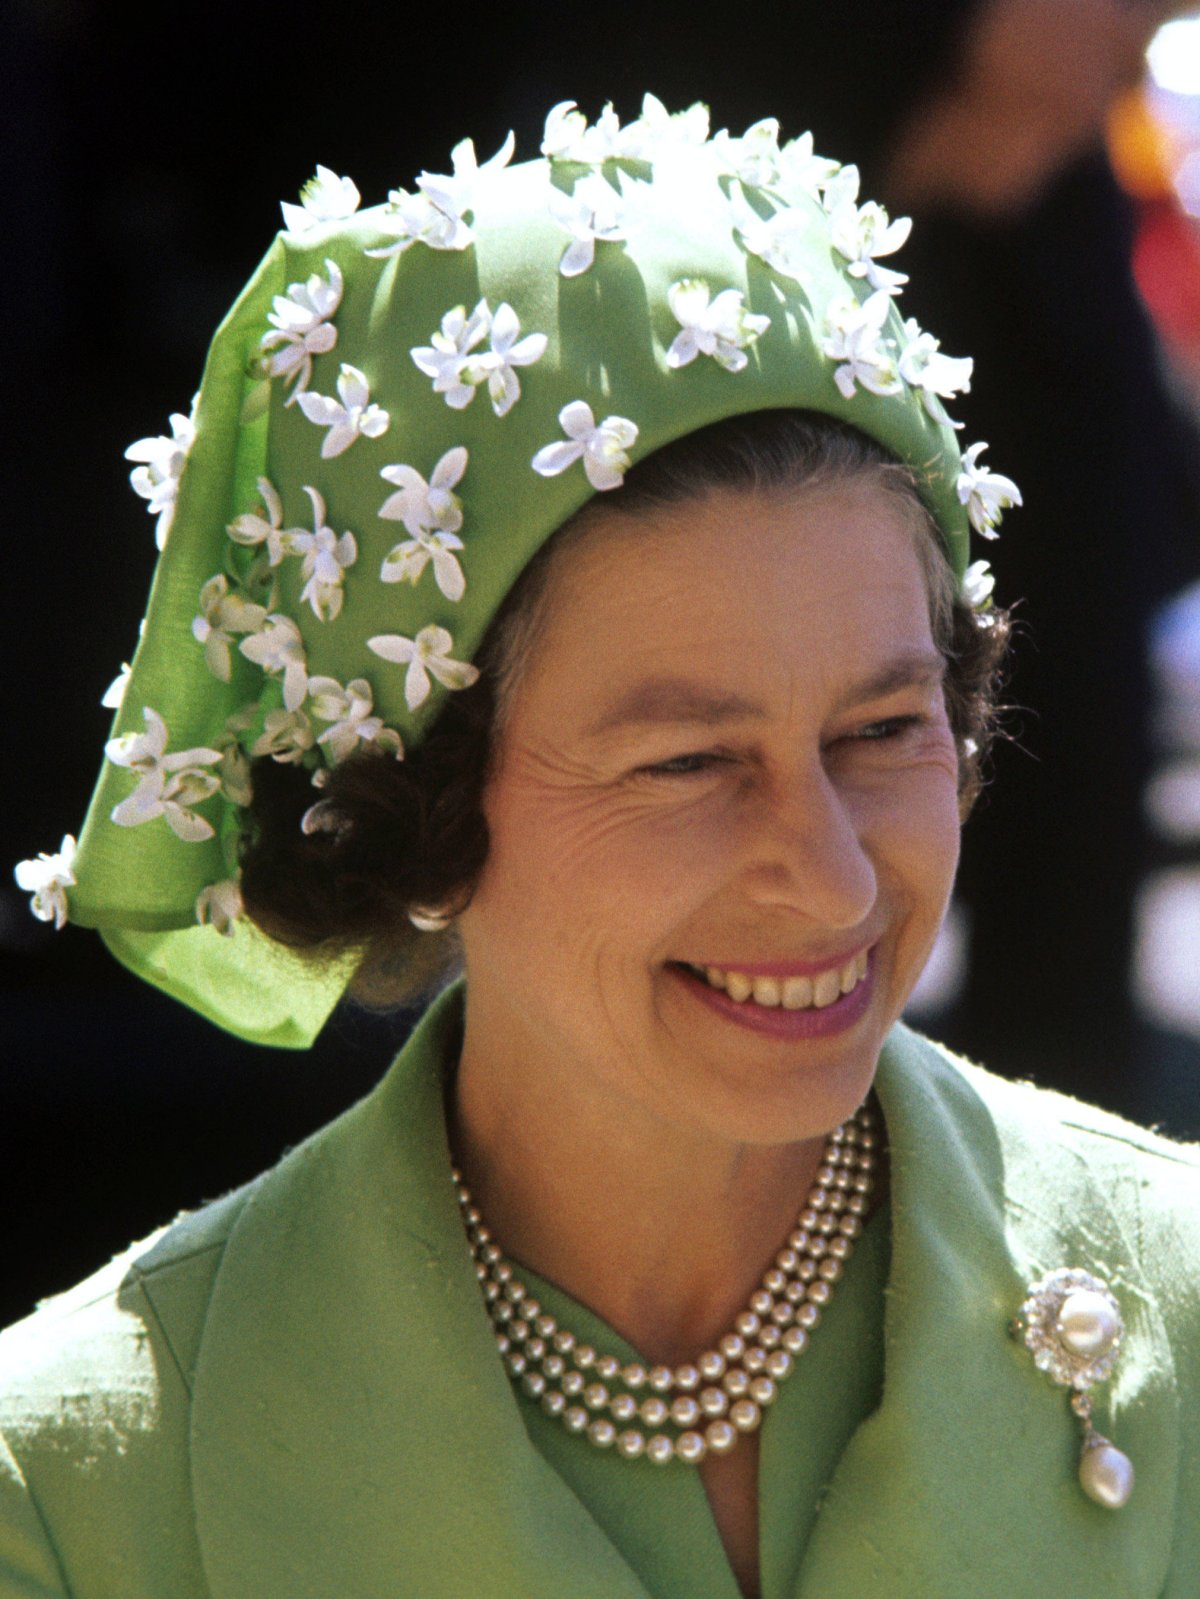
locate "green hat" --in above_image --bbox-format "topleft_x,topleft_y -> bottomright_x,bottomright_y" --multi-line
15,96 -> 1019,1048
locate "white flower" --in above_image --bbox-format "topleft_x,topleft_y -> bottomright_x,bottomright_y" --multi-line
962,559 -> 996,610
414,301 -> 546,415
549,172 -> 627,278
379,446 -> 468,537
367,133 -> 513,260
239,615 -> 309,711
227,476 -> 292,566
101,661 -> 133,710
192,575 -> 268,681
711,118 -> 782,188
458,302 -> 548,417
410,301 -> 492,409
541,101 -> 642,165
666,280 -> 770,373
775,132 -> 841,205
105,707 -> 223,842
14,835 -> 77,930
366,187 -> 465,259
825,166 -> 911,295
215,728 -> 254,808
417,132 -> 515,223
295,363 -> 390,457
124,402 -> 197,550
250,708 -> 315,764
381,526 -> 466,602
897,318 -> 974,426
281,486 -> 357,622
821,291 -> 902,399
367,625 -> 480,712
307,675 -> 404,763
532,401 -> 638,491
259,258 -> 343,401
729,186 -> 812,283
625,93 -> 710,155
956,443 -> 1023,539
195,876 -> 244,936
280,166 -> 361,234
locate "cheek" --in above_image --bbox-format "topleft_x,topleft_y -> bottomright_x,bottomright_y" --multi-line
477,778 -> 730,944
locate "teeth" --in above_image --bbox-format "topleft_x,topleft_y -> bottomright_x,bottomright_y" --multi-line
693,951 -> 870,1011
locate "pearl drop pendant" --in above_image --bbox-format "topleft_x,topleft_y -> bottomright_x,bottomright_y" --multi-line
1013,1267 -> 1133,1510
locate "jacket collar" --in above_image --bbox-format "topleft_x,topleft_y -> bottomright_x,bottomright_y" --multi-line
190,994 -> 1178,1598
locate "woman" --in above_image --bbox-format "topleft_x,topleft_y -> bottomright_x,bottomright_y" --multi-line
4,97 -> 1198,1599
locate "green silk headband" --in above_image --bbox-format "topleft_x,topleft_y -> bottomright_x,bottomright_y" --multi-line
16,96 -> 1018,1048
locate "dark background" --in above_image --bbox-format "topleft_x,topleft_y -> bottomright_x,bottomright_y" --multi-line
5,0 -> 1199,1330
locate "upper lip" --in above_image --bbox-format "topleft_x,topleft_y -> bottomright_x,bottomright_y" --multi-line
677,945 -> 875,979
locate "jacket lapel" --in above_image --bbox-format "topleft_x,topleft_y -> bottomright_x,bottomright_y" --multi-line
794,1026 -> 1180,1598
190,987 -> 652,1599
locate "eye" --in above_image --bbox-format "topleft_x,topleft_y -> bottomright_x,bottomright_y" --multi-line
638,750 -> 726,777
848,715 -> 926,743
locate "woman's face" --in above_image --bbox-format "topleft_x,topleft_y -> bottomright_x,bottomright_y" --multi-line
457,478 -> 962,1148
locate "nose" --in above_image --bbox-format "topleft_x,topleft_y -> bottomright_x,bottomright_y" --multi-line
740,766 -> 877,930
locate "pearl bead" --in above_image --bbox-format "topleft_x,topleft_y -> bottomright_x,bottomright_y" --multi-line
720,1334 -> 746,1362
819,1258 -> 843,1283
542,1354 -> 565,1380
1079,1440 -> 1134,1509
807,1280 -> 833,1305
646,1434 -> 675,1465
564,1405 -> 588,1433
649,1365 -> 674,1392
588,1418 -> 616,1448
705,1419 -> 737,1454
640,1397 -> 669,1427
730,1399 -> 762,1433
772,1301 -> 795,1326
522,1371 -> 546,1398
541,1390 -> 566,1418
622,1363 -> 648,1389
610,1393 -> 638,1422
575,1344 -> 596,1369
1057,1292 -> 1120,1359
596,1355 -> 621,1380
617,1429 -> 646,1458
674,1364 -> 701,1392
743,1347 -> 767,1374
750,1376 -> 777,1406
781,1326 -> 808,1354
750,1290 -> 774,1316
735,1311 -> 762,1338
797,1303 -> 821,1329
583,1383 -> 609,1411
676,1431 -> 707,1463
724,1369 -> 750,1397
766,1349 -> 793,1379
508,1318 -> 528,1342
758,1324 -> 782,1347
671,1396 -> 701,1427
763,1269 -> 787,1294
700,1386 -> 728,1417
698,1350 -> 726,1380
561,1371 -> 584,1397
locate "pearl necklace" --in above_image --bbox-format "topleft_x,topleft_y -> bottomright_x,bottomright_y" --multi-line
453,1103 -> 877,1465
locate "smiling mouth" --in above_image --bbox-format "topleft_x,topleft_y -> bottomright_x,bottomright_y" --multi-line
677,950 -> 870,1012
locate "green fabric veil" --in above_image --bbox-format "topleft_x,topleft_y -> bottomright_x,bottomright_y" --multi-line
19,97 -> 1018,1046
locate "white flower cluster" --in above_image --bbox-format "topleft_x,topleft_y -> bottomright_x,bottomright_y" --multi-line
411,300 -> 547,417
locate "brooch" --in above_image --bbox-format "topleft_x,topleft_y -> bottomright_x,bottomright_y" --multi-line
1011,1268 -> 1134,1509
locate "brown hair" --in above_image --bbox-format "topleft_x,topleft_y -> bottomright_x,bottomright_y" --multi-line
239,410 -> 1010,1008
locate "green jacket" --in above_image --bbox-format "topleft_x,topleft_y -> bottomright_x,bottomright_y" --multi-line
2,989 -> 1198,1598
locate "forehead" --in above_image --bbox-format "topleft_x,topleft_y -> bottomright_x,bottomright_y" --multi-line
513,480 -> 939,724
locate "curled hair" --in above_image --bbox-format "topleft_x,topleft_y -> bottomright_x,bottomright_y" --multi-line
240,411 -> 1011,1008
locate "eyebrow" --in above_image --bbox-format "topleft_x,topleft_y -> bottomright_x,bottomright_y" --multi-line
585,651 -> 947,737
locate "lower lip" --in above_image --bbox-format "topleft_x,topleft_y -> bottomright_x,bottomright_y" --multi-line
669,955 -> 875,1040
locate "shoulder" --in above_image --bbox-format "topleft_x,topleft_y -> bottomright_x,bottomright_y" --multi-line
0,1184 -> 255,1598
889,1023 -> 1200,1286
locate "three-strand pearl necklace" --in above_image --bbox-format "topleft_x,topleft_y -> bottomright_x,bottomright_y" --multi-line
453,1102 -> 877,1465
